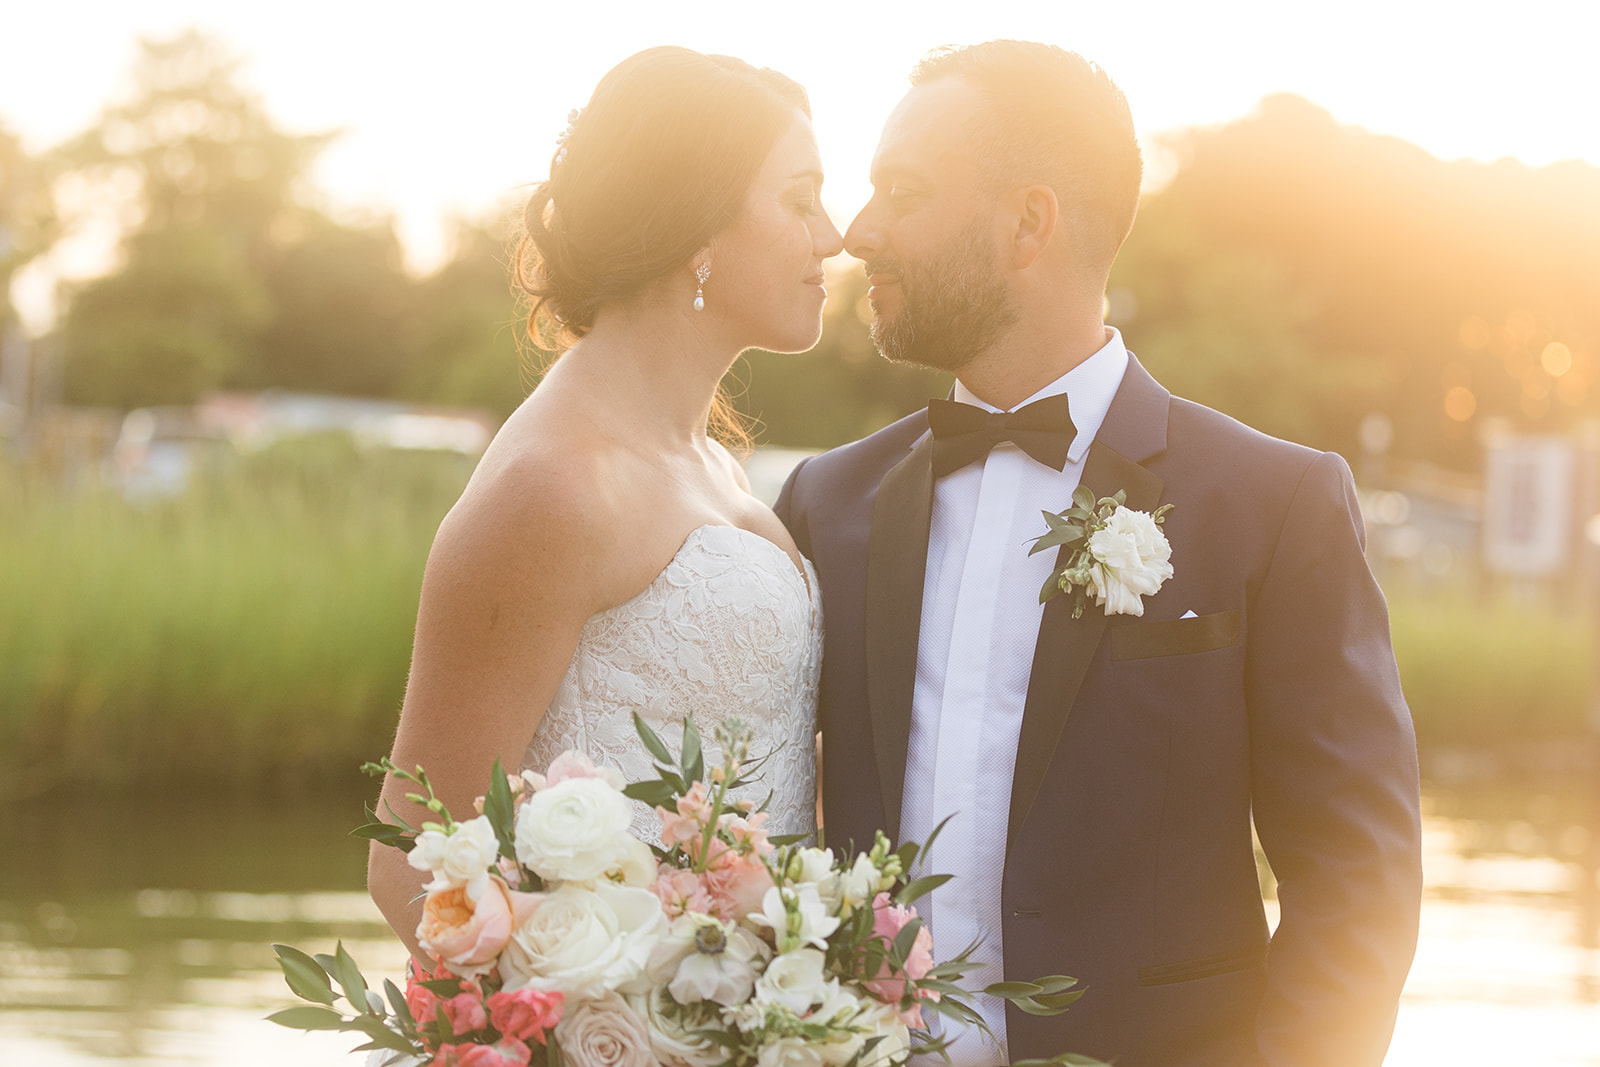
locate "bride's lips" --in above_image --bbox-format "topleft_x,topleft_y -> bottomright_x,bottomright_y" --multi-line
803,274 -> 826,292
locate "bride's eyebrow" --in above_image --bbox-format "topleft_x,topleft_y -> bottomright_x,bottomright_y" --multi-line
787,169 -> 824,184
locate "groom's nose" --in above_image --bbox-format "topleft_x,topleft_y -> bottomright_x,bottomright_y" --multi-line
844,202 -> 883,264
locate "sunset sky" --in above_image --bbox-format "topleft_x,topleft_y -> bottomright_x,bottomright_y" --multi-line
5,0 -> 1599,329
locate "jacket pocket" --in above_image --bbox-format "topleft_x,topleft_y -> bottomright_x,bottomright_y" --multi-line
1111,609 -> 1240,661
1137,945 -> 1266,986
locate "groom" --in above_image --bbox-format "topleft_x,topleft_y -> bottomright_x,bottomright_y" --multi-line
775,41 -> 1423,1067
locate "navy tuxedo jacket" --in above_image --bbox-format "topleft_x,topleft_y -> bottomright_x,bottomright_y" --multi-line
774,357 -> 1422,1067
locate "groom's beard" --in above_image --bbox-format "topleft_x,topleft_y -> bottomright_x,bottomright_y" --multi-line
866,219 -> 1019,374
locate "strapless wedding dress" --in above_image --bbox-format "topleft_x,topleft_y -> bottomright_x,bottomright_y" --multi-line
522,524 -> 822,842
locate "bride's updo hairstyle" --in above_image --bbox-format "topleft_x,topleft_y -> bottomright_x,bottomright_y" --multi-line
515,47 -> 811,345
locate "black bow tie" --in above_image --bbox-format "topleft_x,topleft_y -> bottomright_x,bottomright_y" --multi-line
927,393 -> 1077,477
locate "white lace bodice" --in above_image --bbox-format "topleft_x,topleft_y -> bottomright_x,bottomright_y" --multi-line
523,524 -> 822,843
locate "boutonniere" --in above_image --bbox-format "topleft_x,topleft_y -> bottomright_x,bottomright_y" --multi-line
1028,486 -> 1175,618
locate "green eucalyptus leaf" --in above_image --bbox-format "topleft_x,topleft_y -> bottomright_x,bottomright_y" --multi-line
272,944 -> 336,1005
890,916 -> 924,965
894,873 -> 952,905
485,756 -> 518,861
1035,989 -> 1086,1009
418,977 -> 464,998
268,1006 -> 347,1031
329,942 -> 368,1009
681,717 -> 704,786
1040,570 -> 1064,604
632,711 -> 674,763
1072,485 -> 1095,511
384,978 -> 415,1035
622,780 -> 677,808
986,981 -> 1043,997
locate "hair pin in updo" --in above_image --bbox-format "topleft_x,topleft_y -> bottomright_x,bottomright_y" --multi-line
553,107 -> 582,166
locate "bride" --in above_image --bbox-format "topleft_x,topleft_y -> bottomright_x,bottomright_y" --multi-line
368,46 -> 842,962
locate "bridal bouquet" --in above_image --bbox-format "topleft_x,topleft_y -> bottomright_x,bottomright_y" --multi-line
270,717 -> 1103,1067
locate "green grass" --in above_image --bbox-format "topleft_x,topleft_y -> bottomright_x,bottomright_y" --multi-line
1,445 -> 1591,797
1387,583 -> 1590,745
0,439 -> 470,797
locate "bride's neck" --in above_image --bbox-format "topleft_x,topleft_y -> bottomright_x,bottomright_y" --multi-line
558,298 -> 740,447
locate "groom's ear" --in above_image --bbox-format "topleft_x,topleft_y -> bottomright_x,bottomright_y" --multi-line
1006,184 -> 1060,270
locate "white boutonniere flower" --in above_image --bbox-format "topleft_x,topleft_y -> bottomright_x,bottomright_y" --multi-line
1029,486 -> 1175,618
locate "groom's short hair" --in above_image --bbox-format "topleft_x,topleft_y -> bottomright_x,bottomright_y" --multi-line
912,41 -> 1142,280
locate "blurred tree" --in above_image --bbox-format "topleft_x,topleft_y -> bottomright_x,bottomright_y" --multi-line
400,221 -> 531,416
54,31 -> 417,406
58,223 -> 270,407
1113,94 -> 1600,468
0,122 -> 59,330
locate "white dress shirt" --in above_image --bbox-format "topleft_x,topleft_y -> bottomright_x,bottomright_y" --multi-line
899,328 -> 1129,1066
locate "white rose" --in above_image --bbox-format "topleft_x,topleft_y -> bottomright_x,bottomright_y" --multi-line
407,815 -> 500,898
500,883 -> 665,1001
757,1036 -> 827,1067
753,947 -> 827,1015
631,989 -> 725,1067
1085,505 -> 1173,617
515,776 -> 635,884
555,992 -> 655,1067
752,885 -> 840,952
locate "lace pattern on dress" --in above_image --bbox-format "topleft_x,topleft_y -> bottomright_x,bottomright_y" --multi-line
522,525 -> 822,844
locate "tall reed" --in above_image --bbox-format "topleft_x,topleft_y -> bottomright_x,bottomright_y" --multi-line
0,440 -> 470,797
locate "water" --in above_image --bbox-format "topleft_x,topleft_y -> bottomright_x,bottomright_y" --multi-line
3,778 -> 1598,1065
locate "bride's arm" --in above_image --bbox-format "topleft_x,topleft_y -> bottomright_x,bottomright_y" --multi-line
366,446 -> 621,965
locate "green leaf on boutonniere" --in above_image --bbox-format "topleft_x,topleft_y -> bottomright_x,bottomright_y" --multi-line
1071,485 -> 1095,512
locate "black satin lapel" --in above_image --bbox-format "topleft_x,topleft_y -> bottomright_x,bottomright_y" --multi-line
1007,441 -> 1166,847
865,435 -> 936,841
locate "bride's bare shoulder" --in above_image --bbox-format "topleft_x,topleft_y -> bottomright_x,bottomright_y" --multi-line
426,399 -> 637,616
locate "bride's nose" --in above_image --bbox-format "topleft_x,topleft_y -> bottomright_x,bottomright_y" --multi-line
815,210 -> 845,259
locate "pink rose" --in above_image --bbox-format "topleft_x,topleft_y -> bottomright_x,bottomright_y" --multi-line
866,893 -> 938,1025
544,750 -> 625,789
417,878 -> 540,978
651,868 -> 716,919
405,960 -> 442,1024
487,987 -> 564,1045
440,991 -> 488,1034
430,1040 -> 530,1066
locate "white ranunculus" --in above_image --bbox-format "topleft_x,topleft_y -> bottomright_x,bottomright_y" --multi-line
611,835 -> 658,888
515,776 -> 636,884
631,989 -> 725,1067
555,992 -> 655,1067
752,885 -> 840,952
757,1036 -> 827,1067
1085,505 -> 1174,617
753,947 -> 827,1015
499,882 -> 665,1001
407,815 -> 500,898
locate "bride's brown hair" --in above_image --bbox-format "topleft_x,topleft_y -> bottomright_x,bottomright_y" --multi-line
513,47 -> 812,447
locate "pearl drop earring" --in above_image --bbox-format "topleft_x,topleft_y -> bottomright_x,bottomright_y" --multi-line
693,263 -> 711,312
